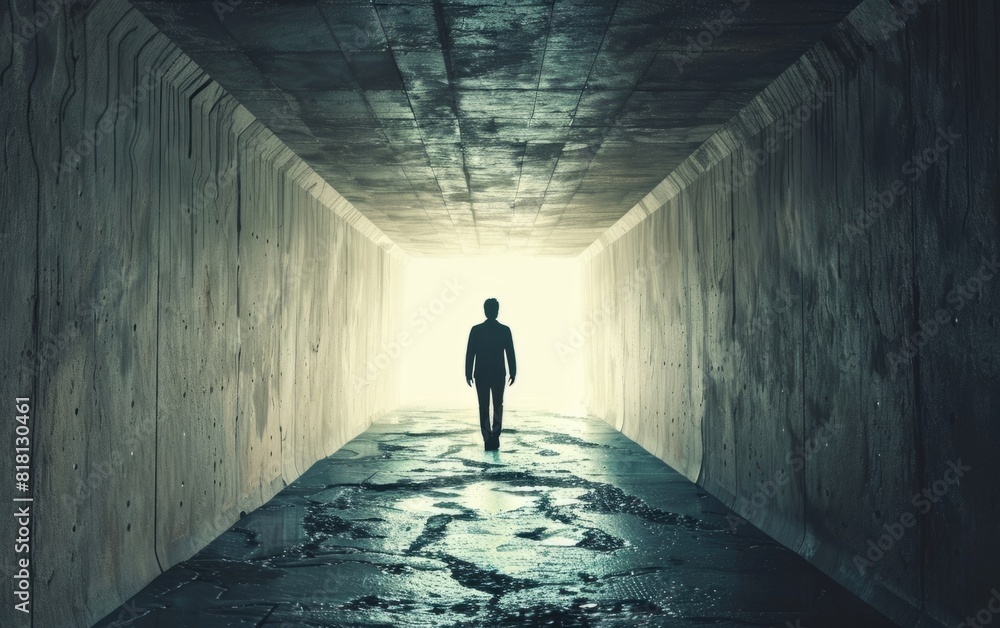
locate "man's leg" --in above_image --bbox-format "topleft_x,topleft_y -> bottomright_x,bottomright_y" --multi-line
490,377 -> 505,439
475,378 -> 491,445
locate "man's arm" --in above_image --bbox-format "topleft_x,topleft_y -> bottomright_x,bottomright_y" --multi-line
465,328 -> 476,386
506,327 -> 516,384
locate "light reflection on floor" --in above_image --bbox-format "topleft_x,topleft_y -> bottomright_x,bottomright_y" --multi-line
95,408 -> 898,627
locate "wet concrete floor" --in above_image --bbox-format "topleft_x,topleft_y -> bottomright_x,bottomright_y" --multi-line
96,408 -> 897,627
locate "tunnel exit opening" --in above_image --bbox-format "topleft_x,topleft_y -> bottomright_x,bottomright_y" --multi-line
399,256 -> 584,414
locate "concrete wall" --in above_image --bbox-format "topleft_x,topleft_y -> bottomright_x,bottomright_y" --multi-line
581,1 -> 999,625
0,0 -> 404,625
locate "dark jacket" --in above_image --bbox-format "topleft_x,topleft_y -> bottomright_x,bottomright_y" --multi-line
465,319 -> 516,381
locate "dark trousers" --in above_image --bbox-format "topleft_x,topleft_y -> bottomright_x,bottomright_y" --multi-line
475,375 -> 505,442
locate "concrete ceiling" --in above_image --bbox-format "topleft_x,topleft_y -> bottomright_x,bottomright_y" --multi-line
132,0 -> 862,255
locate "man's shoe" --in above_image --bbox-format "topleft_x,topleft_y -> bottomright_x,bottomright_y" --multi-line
485,434 -> 499,451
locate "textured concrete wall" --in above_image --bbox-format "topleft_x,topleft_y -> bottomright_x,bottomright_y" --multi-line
582,1 -> 999,625
0,0 -> 403,625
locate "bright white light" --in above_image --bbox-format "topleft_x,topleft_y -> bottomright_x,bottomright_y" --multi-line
399,256 -> 584,413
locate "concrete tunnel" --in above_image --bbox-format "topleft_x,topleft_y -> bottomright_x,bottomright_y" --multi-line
1,0 -> 998,625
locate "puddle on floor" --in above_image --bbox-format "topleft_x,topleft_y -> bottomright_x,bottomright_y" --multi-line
455,482 -> 537,515
394,496 -> 465,516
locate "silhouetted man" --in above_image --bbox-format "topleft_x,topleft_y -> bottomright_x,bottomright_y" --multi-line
466,298 -> 516,451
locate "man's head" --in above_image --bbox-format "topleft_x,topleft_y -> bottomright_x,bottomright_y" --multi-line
484,298 -> 499,320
